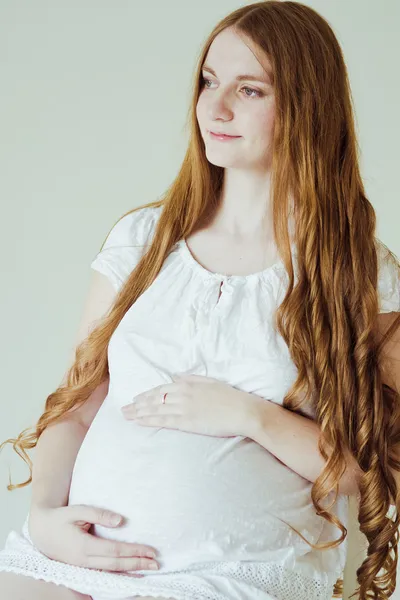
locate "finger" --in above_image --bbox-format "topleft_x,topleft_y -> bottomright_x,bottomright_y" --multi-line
135,382 -> 181,401
123,403 -> 182,419
84,554 -> 159,572
122,390 -> 183,417
67,505 -> 124,528
83,533 -> 157,559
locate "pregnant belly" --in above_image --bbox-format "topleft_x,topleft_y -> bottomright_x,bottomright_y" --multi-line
68,401 -> 325,573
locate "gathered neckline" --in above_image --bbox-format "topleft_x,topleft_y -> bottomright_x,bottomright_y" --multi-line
177,238 -> 284,283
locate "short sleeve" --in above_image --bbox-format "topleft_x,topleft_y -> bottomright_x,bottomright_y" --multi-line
376,240 -> 400,314
90,205 -> 162,292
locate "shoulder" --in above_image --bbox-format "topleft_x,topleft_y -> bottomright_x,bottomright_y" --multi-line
90,203 -> 163,292
375,239 -> 400,314
374,241 -> 400,387
100,203 -> 163,251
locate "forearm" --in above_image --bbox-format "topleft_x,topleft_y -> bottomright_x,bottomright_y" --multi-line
31,377 -> 108,510
246,396 -> 362,496
31,417 -> 88,510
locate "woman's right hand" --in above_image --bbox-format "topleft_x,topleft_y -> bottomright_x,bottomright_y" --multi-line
28,504 -> 159,574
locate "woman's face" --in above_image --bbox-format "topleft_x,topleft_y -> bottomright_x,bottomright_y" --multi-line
196,27 -> 275,172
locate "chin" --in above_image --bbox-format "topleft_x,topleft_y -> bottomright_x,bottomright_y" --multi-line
205,155 -> 250,170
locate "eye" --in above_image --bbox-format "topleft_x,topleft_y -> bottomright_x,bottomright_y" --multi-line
202,77 -> 213,89
201,77 -> 263,99
242,86 -> 263,99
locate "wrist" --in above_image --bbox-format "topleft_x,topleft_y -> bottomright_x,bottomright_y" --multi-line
244,393 -> 279,441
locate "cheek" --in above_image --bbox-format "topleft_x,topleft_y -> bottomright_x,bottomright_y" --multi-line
247,104 -> 275,141
196,95 -> 206,126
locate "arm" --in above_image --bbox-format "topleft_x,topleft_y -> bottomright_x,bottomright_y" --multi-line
246,312 -> 400,501
247,399 -> 362,497
31,270 -> 116,511
31,378 -> 109,510
31,417 -> 89,510
27,270 -> 160,570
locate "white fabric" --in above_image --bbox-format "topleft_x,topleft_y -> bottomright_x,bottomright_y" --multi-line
1,205 -> 399,600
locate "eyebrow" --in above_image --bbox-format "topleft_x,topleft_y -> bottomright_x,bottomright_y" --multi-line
202,64 -> 272,85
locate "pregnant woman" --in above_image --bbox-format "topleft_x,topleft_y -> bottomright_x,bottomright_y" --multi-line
1,2 -> 400,600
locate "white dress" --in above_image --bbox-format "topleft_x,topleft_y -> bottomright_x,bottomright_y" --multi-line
1,205 -> 399,600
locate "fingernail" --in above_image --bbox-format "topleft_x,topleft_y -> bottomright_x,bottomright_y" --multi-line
148,563 -> 159,570
146,551 -> 156,558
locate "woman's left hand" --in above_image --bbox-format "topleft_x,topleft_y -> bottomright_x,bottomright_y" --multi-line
121,374 -> 263,438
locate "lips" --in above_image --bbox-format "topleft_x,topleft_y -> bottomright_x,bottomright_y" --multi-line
209,130 -> 240,138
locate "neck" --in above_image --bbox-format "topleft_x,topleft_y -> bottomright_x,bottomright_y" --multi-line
211,168 -> 274,239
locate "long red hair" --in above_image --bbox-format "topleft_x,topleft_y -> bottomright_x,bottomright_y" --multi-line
2,2 -> 400,598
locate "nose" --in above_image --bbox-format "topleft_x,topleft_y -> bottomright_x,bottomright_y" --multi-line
206,88 -> 234,121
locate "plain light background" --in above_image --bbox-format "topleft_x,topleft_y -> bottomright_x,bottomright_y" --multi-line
0,1 -> 399,598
